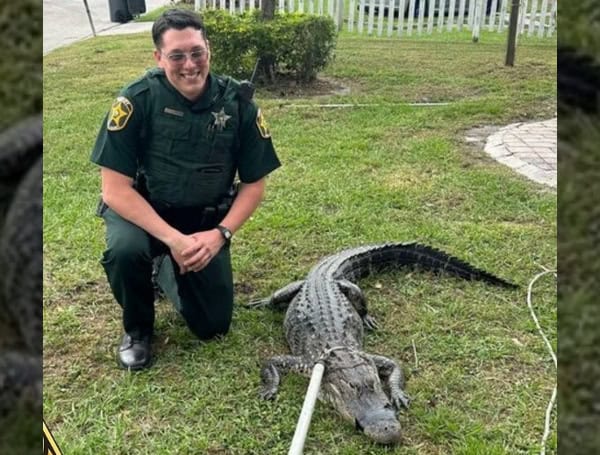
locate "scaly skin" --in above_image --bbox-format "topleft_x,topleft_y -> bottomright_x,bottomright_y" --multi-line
0,115 -> 42,418
252,242 -> 516,445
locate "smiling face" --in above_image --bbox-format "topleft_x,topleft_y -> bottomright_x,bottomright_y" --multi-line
154,27 -> 211,102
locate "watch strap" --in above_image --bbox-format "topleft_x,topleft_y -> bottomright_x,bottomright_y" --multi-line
216,225 -> 232,242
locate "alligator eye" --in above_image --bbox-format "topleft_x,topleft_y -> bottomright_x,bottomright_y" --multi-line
355,418 -> 364,432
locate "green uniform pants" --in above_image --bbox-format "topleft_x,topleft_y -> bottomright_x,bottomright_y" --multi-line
100,208 -> 233,340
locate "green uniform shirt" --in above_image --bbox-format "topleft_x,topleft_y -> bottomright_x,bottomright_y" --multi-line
91,69 -> 280,208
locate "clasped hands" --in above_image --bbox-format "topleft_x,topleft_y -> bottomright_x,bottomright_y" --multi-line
169,228 -> 225,274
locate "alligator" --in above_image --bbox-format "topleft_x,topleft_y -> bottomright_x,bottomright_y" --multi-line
250,242 -> 516,444
0,114 -> 43,419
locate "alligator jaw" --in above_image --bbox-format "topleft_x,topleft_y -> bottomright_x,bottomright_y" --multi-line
355,408 -> 402,445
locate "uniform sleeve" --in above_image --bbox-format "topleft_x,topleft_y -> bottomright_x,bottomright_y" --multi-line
236,101 -> 281,183
90,89 -> 144,178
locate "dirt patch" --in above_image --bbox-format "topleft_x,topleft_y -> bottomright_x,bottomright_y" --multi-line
464,125 -> 503,149
460,124 -> 504,168
259,76 -> 350,99
234,281 -> 255,295
45,279 -> 111,307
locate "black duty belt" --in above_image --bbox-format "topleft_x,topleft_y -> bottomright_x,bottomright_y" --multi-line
96,181 -> 238,235
149,201 -> 230,235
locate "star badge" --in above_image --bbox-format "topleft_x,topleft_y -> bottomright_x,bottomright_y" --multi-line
211,108 -> 231,132
107,96 -> 133,131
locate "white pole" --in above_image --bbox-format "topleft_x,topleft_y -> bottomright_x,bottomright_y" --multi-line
397,0 -> 406,36
387,0 -> 395,36
377,0 -> 385,36
457,0 -> 466,30
546,0 -> 556,37
406,0 -> 415,36
195,0 -> 201,11
472,0 -> 483,42
288,362 -> 326,455
497,0 -> 508,31
537,0 -> 549,38
337,0 -> 345,31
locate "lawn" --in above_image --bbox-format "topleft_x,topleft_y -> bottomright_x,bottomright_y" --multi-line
43,29 -> 556,454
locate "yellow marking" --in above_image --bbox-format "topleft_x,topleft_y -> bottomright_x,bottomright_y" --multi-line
43,420 -> 63,455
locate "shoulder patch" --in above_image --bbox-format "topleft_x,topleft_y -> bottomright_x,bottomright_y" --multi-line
256,108 -> 271,139
107,96 -> 134,132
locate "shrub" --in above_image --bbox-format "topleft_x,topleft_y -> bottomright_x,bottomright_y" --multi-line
202,11 -> 257,78
202,10 -> 337,83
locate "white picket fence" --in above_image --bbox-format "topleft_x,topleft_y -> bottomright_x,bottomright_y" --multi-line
194,0 -> 557,39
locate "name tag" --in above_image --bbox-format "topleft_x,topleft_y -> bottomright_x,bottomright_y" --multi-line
164,107 -> 184,117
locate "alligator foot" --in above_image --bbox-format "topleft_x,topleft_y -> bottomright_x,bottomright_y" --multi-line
259,363 -> 280,400
247,297 -> 271,308
259,354 -> 307,400
391,389 -> 411,410
362,314 -> 379,331
247,281 -> 305,310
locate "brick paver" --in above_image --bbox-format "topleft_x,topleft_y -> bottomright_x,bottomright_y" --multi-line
484,118 -> 557,188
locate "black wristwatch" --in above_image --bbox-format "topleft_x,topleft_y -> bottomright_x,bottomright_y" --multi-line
216,225 -> 233,243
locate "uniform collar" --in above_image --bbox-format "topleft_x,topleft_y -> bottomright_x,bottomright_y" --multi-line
155,69 -> 221,111
190,74 -> 222,111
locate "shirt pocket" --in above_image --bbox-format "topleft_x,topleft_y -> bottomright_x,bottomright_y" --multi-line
183,164 -> 229,206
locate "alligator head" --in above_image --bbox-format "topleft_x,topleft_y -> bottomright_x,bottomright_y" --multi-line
319,349 -> 402,445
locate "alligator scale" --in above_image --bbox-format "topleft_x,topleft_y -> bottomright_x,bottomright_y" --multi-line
251,242 -> 516,444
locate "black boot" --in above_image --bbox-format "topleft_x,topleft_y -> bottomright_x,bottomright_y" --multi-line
117,334 -> 152,370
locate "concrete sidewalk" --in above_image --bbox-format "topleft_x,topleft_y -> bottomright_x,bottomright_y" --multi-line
97,21 -> 155,37
43,0 -> 169,54
483,118 -> 557,189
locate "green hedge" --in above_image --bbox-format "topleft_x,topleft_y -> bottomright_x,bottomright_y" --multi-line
202,10 -> 336,83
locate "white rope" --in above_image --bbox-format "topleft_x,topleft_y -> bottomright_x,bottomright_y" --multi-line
317,345 -> 353,362
526,269 -> 557,455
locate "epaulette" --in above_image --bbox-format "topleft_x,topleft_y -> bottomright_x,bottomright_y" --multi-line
146,67 -> 166,79
121,71 -> 155,98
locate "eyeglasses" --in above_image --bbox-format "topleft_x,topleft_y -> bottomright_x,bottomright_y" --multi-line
164,49 -> 208,63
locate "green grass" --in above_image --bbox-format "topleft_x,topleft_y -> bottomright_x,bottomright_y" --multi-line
43,31 -> 556,453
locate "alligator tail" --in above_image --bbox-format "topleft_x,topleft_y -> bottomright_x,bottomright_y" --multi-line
333,242 -> 518,289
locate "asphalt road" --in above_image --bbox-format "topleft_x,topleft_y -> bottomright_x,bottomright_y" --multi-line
43,0 -> 169,54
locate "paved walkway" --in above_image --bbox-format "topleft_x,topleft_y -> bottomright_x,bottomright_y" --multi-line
483,118 -> 557,188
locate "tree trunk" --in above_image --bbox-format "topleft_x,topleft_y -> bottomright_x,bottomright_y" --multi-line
261,0 -> 275,19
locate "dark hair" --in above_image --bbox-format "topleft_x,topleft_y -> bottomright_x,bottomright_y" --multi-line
151,8 -> 207,49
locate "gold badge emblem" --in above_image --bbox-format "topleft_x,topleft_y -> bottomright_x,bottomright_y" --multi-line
107,96 -> 133,131
256,108 -> 271,139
